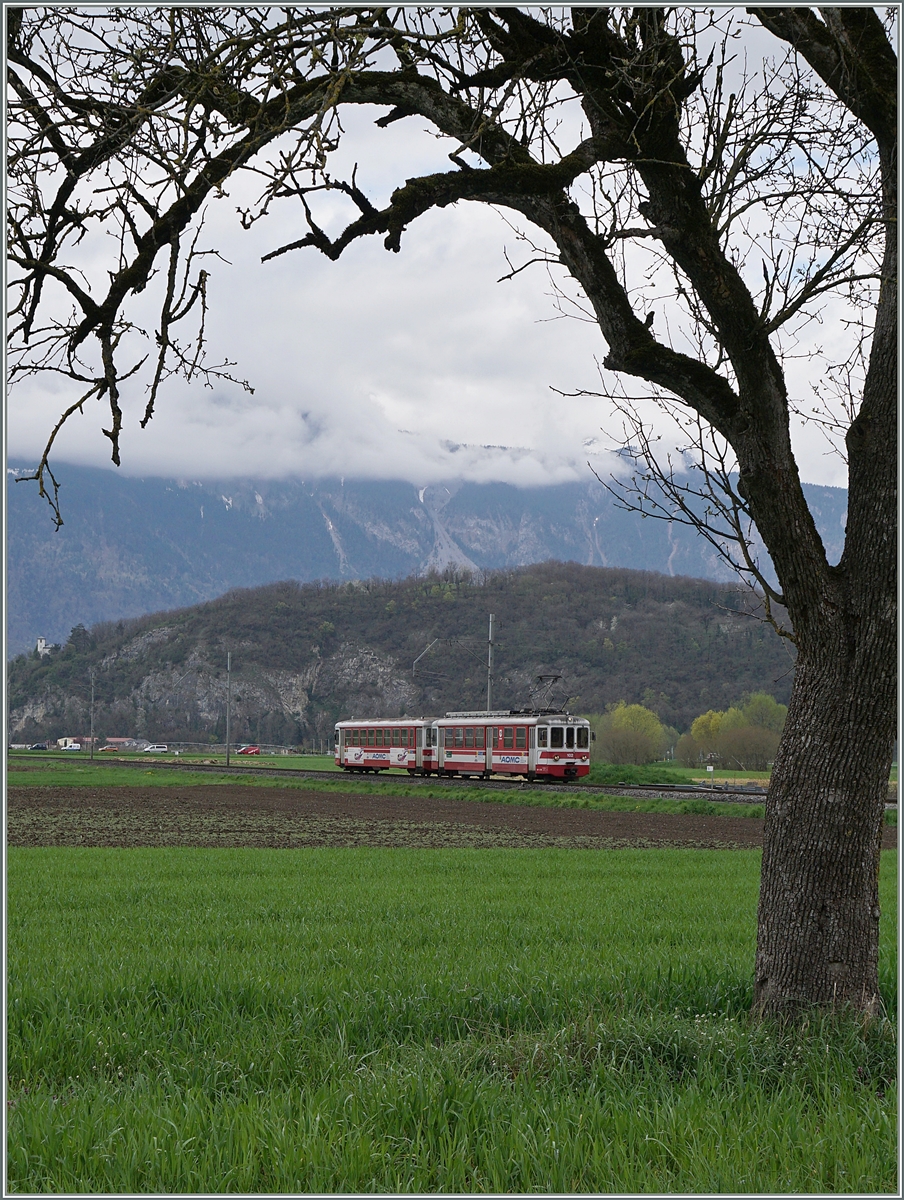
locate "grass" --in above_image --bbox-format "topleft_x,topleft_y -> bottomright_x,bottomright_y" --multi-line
586,762 -> 769,787
8,755 -> 768,819
8,750 -> 341,771
6,847 -> 897,1193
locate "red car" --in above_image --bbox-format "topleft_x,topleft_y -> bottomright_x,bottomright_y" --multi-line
237,745 -> 260,755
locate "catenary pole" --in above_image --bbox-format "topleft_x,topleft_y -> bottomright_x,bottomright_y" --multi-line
487,614 -> 494,712
225,652 -> 232,766
89,668 -> 95,761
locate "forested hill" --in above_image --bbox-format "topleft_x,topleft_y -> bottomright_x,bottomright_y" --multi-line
8,563 -> 794,747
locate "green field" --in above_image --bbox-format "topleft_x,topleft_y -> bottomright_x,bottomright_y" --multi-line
9,750 -> 340,771
9,751 -> 770,784
8,754 -> 774,820
7,847 -> 897,1193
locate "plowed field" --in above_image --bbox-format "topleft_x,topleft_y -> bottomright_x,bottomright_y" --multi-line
10,784 -> 896,850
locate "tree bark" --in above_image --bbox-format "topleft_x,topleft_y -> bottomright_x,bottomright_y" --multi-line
754,614 -> 895,1016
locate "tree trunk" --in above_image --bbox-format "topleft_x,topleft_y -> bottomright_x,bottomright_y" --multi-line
754,612 -> 896,1017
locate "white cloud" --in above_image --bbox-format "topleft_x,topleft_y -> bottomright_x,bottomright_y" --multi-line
7,100 -> 852,490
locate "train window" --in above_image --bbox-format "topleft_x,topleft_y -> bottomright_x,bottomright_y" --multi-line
577,727 -> 589,749
475,727 -> 485,749
455,727 -> 464,748
566,727 -> 575,749
550,727 -> 564,749
465,727 -> 474,748
515,727 -> 526,749
503,727 -> 513,749
444,728 -> 454,749
365,729 -> 373,747
537,727 -> 548,748
350,729 -> 357,746
392,728 -> 400,747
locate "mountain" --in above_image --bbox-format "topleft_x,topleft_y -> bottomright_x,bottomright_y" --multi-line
7,561 -> 795,746
6,462 -> 848,657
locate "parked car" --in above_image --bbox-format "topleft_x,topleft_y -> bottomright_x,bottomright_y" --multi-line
61,743 -> 82,751
142,744 -> 169,753
98,746 -> 119,753
29,743 -> 47,751
237,745 -> 261,755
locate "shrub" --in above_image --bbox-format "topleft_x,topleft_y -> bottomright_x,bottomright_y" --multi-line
595,701 -> 664,766
675,732 -> 700,767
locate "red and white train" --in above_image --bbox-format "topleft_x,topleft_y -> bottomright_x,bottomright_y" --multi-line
334,709 -> 592,781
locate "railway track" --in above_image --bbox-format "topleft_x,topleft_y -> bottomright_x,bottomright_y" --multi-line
13,753 -> 769,802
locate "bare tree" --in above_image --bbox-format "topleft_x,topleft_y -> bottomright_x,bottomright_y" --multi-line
7,7 -> 896,1016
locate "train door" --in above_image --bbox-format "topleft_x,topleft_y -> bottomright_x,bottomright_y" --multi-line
437,725 -> 446,772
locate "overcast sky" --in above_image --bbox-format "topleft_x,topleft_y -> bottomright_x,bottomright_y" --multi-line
7,24 -> 857,492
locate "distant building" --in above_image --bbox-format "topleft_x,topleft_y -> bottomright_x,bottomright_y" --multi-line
36,637 -> 52,657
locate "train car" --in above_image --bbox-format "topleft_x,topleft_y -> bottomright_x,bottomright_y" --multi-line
434,709 -> 592,781
335,709 -> 592,780
334,718 -> 439,774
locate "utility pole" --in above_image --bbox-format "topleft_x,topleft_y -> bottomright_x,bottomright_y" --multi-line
89,668 -> 95,761
486,613 -> 494,712
225,652 -> 232,766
